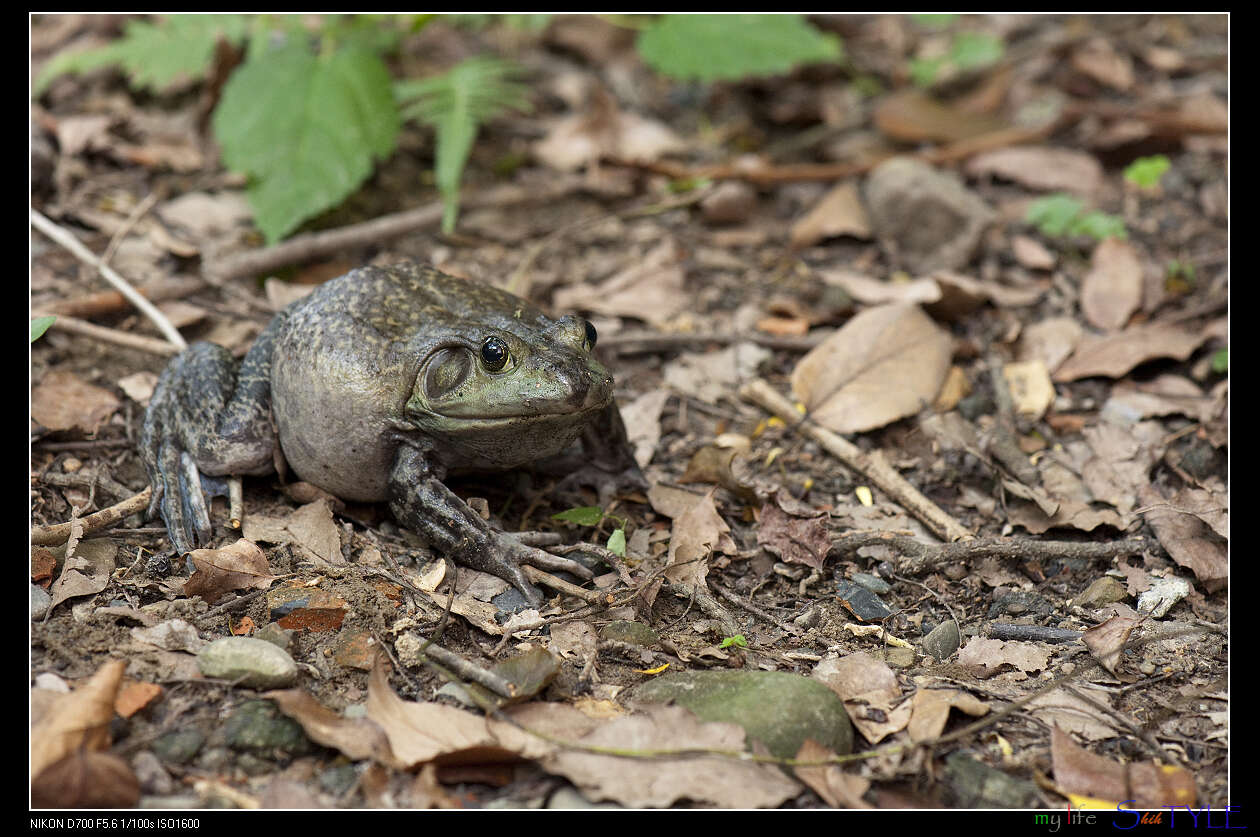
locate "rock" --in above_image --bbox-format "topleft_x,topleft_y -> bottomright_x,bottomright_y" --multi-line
198,636 -> 298,688
864,157 -> 993,273
922,619 -> 961,661
630,669 -> 853,758
222,699 -> 314,756
701,181 -> 758,225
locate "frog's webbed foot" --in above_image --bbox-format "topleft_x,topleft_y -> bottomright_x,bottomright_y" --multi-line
140,339 -> 278,554
389,447 -> 594,607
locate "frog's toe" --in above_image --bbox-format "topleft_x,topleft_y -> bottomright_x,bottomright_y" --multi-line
514,544 -> 595,580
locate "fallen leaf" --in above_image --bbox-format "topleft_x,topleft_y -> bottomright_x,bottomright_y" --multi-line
1071,38 -> 1135,91
1052,726 -> 1195,808
1003,360 -> 1055,419
553,239 -> 689,328
619,389 -> 669,469
1010,234 -> 1057,270
30,659 -> 125,780
116,371 -> 158,404
1018,317 -> 1083,374
756,502 -> 831,569
267,688 -> 399,766
115,681 -> 163,718
819,271 -> 941,306
873,89 -> 1009,143
957,637 -> 1050,678
1081,238 -> 1143,331
966,146 -> 1103,197
665,489 -> 733,588
790,181 -> 872,248
1028,689 -> 1118,741
540,704 -> 801,808
1054,322 -> 1213,382
1081,612 -> 1143,675
31,370 -> 121,434
242,499 -> 343,566
812,652 -> 909,744
663,342 -> 773,406
1139,485 -> 1227,592
791,304 -> 952,434
792,739 -> 872,808
31,751 -> 139,809
48,539 -> 116,613
183,539 -> 277,604
907,688 -> 989,743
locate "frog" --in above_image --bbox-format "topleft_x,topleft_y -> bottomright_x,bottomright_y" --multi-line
140,261 -> 639,606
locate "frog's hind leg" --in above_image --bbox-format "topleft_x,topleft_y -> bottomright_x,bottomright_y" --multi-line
141,327 -> 280,553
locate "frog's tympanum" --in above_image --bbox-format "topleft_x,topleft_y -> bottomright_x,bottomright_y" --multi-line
141,262 -> 638,605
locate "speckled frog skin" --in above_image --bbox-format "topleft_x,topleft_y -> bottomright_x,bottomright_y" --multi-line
141,262 -> 635,604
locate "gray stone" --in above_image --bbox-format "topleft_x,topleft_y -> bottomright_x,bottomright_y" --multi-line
599,620 -> 660,647
222,699 -> 313,756
198,636 -> 298,688
865,157 -> 993,273
922,619 -> 961,661
31,584 -> 51,620
152,729 -> 205,765
630,669 -> 853,759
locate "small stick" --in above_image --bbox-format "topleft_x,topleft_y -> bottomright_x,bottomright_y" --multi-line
739,378 -> 972,543
228,477 -> 244,530
32,487 -> 151,546
42,276 -> 208,319
28,313 -> 180,357
31,209 -> 186,350
522,565 -> 612,606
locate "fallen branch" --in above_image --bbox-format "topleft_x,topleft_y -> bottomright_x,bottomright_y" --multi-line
739,378 -> 972,542
32,486 -> 152,546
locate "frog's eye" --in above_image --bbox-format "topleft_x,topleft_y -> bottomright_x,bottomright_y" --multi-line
480,336 -> 509,371
583,320 -> 598,351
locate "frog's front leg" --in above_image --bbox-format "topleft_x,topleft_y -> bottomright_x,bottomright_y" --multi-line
388,444 -> 594,607
140,324 -> 281,554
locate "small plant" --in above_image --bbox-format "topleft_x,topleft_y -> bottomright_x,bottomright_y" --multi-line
1211,348 -> 1228,375
1123,155 -> 1171,190
718,634 -> 748,649
636,14 -> 842,82
552,505 -> 628,557
30,316 -> 56,343
909,17 -> 1004,86
1025,193 -> 1127,242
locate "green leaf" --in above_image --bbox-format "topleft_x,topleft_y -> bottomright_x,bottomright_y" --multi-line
30,316 -> 56,343
719,634 -> 748,649
1026,194 -> 1086,238
552,506 -> 605,527
35,14 -> 252,95
637,15 -> 842,82
912,14 -> 958,28
397,57 -> 530,233
606,527 -> 627,557
1123,155 -> 1171,189
949,31 -> 1004,70
1070,210 -> 1127,241
1211,348 -> 1228,374
214,41 -> 400,242
909,56 -> 946,87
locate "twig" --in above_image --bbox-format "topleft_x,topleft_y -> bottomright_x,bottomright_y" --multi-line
739,378 -> 972,543
28,313 -> 180,357
41,275 -> 208,319
600,329 -> 827,356
31,487 -> 152,546
831,530 -> 1148,576
31,209 -> 186,350
709,582 -> 801,636
522,564 -> 612,606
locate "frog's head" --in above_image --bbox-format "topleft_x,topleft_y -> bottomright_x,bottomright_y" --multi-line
402,313 -> 614,466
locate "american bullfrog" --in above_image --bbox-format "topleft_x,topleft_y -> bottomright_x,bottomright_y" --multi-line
141,262 -> 637,605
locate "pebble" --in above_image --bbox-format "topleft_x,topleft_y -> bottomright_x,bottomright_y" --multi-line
31,584 -> 51,621
198,636 -> 298,688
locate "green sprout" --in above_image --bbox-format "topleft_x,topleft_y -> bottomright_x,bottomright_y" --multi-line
1123,155 -> 1171,190
552,505 -> 628,557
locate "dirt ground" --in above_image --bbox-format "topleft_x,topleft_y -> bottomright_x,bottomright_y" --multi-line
30,14 -> 1228,810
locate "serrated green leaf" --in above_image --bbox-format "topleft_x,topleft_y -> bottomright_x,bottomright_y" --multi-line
30,316 -> 56,343
637,14 -> 842,82
1123,154 -> 1171,189
552,506 -> 605,527
606,528 -> 626,557
35,14 -> 252,95
397,57 -> 530,233
214,41 -> 399,242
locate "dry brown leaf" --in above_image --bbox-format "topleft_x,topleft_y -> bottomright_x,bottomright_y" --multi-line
754,503 -> 830,570
114,680 -> 163,718
30,659 -> 126,780
183,539 -> 277,604
1071,38 -> 1135,90
819,271 -> 941,306
663,342 -> 772,406
267,688 -> 399,766
792,739 -> 872,808
1010,234 -> 1057,270
1139,485 -> 1227,592
1018,317 -> 1083,374
31,369 -> 122,434
31,751 -> 140,809
242,499 -> 343,566
1052,726 -> 1196,808
1003,360 -> 1055,419
664,489 -> 733,588
1081,238 -> 1143,331
1103,375 -> 1216,425
116,371 -> 158,405
966,146 -> 1103,197
906,688 -> 989,743
619,388 -> 669,468
534,84 -> 684,171
1054,322 -> 1212,382
553,239 -> 689,328
873,89 -> 1009,143
48,538 -> 116,613
812,652 -> 909,744
1081,612 -> 1143,675
791,304 -> 952,434
789,181 -> 872,248
1028,689 -> 1118,741
957,637 -> 1051,678
540,704 -> 801,808
929,270 -> 1046,314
